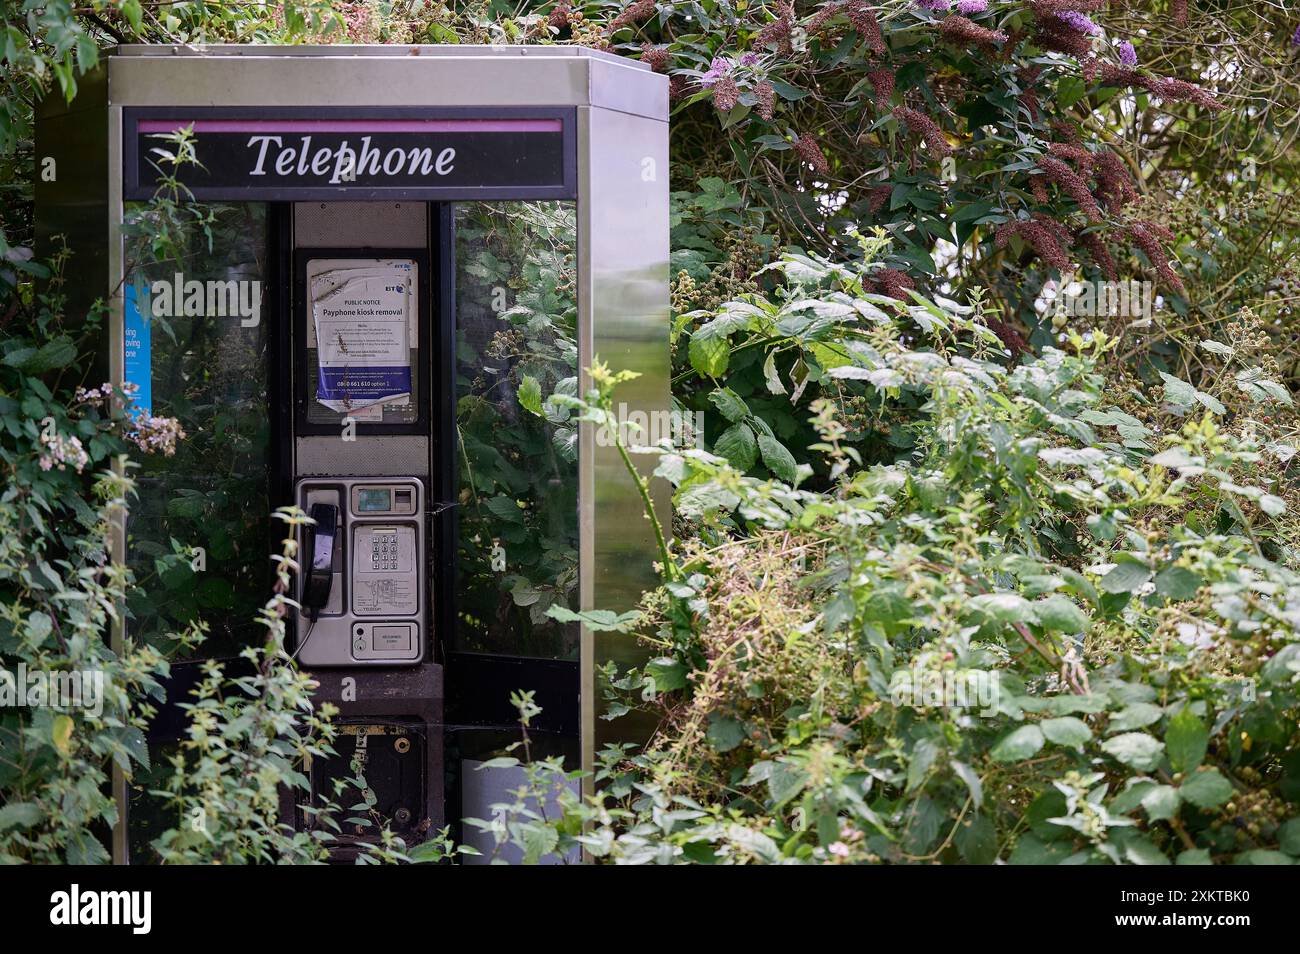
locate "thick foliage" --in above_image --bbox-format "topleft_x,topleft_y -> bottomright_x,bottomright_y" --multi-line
483,246 -> 1300,864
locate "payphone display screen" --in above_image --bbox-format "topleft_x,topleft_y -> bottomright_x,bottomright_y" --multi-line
357,488 -> 391,512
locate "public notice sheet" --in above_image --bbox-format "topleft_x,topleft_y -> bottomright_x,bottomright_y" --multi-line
309,261 -> 414,414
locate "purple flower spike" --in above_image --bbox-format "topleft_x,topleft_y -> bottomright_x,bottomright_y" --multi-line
1057,11 -> 1102,36
700,56 -> 732,88
913,0 -> 951,11
1118,40 -> 1137,66
1293,23 -> 1300,47
956,0 -> 989,12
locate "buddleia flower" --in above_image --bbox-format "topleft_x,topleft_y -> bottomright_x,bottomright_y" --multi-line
712,74 -> 741,112
793,134 -> 831,174
938,14 -> 1008,51
893,106 -> 953,158
755,79 -> 776,120
847,1 -> 886,53
640,43 -> 671,73
867,68 -> 895,108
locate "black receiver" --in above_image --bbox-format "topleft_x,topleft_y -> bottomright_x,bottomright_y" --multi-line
301,502 -> 339,614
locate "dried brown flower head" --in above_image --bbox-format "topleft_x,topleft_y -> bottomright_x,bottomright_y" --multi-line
641,43 -> 671,73
755,79 -> 776,120
867,68 -> 895,109
793,133 -> 831,174
713,74 -> 741,112
938,15 -> 1008,52
807,1 -> 845,36
867,182 -> 893,213
872,267 -> 915,301
1126,219 -> 1185,294
1076,228 -> 1118,280
758,3 -> 795,54
893,106 -> 953,158
1037,154 -> 1102,221
610,0 -> 656,32
1093,149 -> 1140,210
996,216 -> 1074,271
847,1 -> 886,54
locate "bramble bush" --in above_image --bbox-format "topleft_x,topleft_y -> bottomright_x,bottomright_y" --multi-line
484,241 -> 1300,864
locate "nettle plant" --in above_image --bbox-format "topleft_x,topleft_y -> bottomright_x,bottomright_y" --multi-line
482,246 -> 1300,864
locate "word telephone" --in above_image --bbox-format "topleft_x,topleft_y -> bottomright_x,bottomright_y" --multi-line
294,477 -> 425,666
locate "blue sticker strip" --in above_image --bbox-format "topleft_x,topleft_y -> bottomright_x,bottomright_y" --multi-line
317,365 -> 411,404
123,282 -> 152,417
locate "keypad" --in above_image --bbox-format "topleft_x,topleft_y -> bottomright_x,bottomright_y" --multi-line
370,532 -> 399,571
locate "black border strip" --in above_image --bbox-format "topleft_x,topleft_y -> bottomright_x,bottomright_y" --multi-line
123,106 -> 578,201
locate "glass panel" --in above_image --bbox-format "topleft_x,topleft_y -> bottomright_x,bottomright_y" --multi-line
453,202 -> 579,659
121,202 -> 273,661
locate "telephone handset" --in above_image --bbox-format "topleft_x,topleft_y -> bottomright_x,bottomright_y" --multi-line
301,502 -> 339,613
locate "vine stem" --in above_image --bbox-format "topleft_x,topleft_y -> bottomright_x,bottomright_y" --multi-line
612,434 -> 677,583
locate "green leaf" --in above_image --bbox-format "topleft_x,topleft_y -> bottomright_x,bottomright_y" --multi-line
757,434 -> 797,483
1165,706 -> 1208,774
969,592 -> 1034,623
689,333 -> 730,378
767,761 -> 808,807
708,387 -> 750,423
517,375 -> 543,416
644,657 -> 689,692
1101,732 -> 1165,771
1124,836 -> 1171,865
1110,702 -> 1163,732
706,714 -> 746,753
1041,717 -> 1091,751
1033,595 -> 1089,633
1140,785 -> 1181,822
0,802 -> 42,833
1179,768 -> 1233,809
1100,561 -> 1153,594
991,725 -> 1044,763
1278,818 -> 1300,857
1154,565 -> 1201,601
713,422 -> 758,472
1236,849 -> 1295,865
955,814 -> 998,864
521,822 -> 559,864
52,715 -> 74,756
544,605 -> 641,632
762,351 -> 786,394
950,760 -> 983,810
1158,372 -> 1197,408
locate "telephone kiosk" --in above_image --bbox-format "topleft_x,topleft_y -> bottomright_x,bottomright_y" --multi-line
35,44 -> 669,863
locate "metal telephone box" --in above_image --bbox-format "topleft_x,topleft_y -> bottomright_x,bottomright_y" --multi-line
36,45 -> 669,863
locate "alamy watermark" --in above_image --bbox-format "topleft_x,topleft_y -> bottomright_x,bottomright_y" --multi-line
0,664 -> 104,717
595,402 -> 706,451
888,668 -> 1000,717
1045,274 -> 1156,322
136,273 -> 262,328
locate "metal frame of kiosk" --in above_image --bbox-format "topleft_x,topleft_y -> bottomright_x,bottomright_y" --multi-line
35,45 -> 669,863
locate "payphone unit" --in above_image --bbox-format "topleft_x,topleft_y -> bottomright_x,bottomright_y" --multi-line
295,477 -> 425,666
